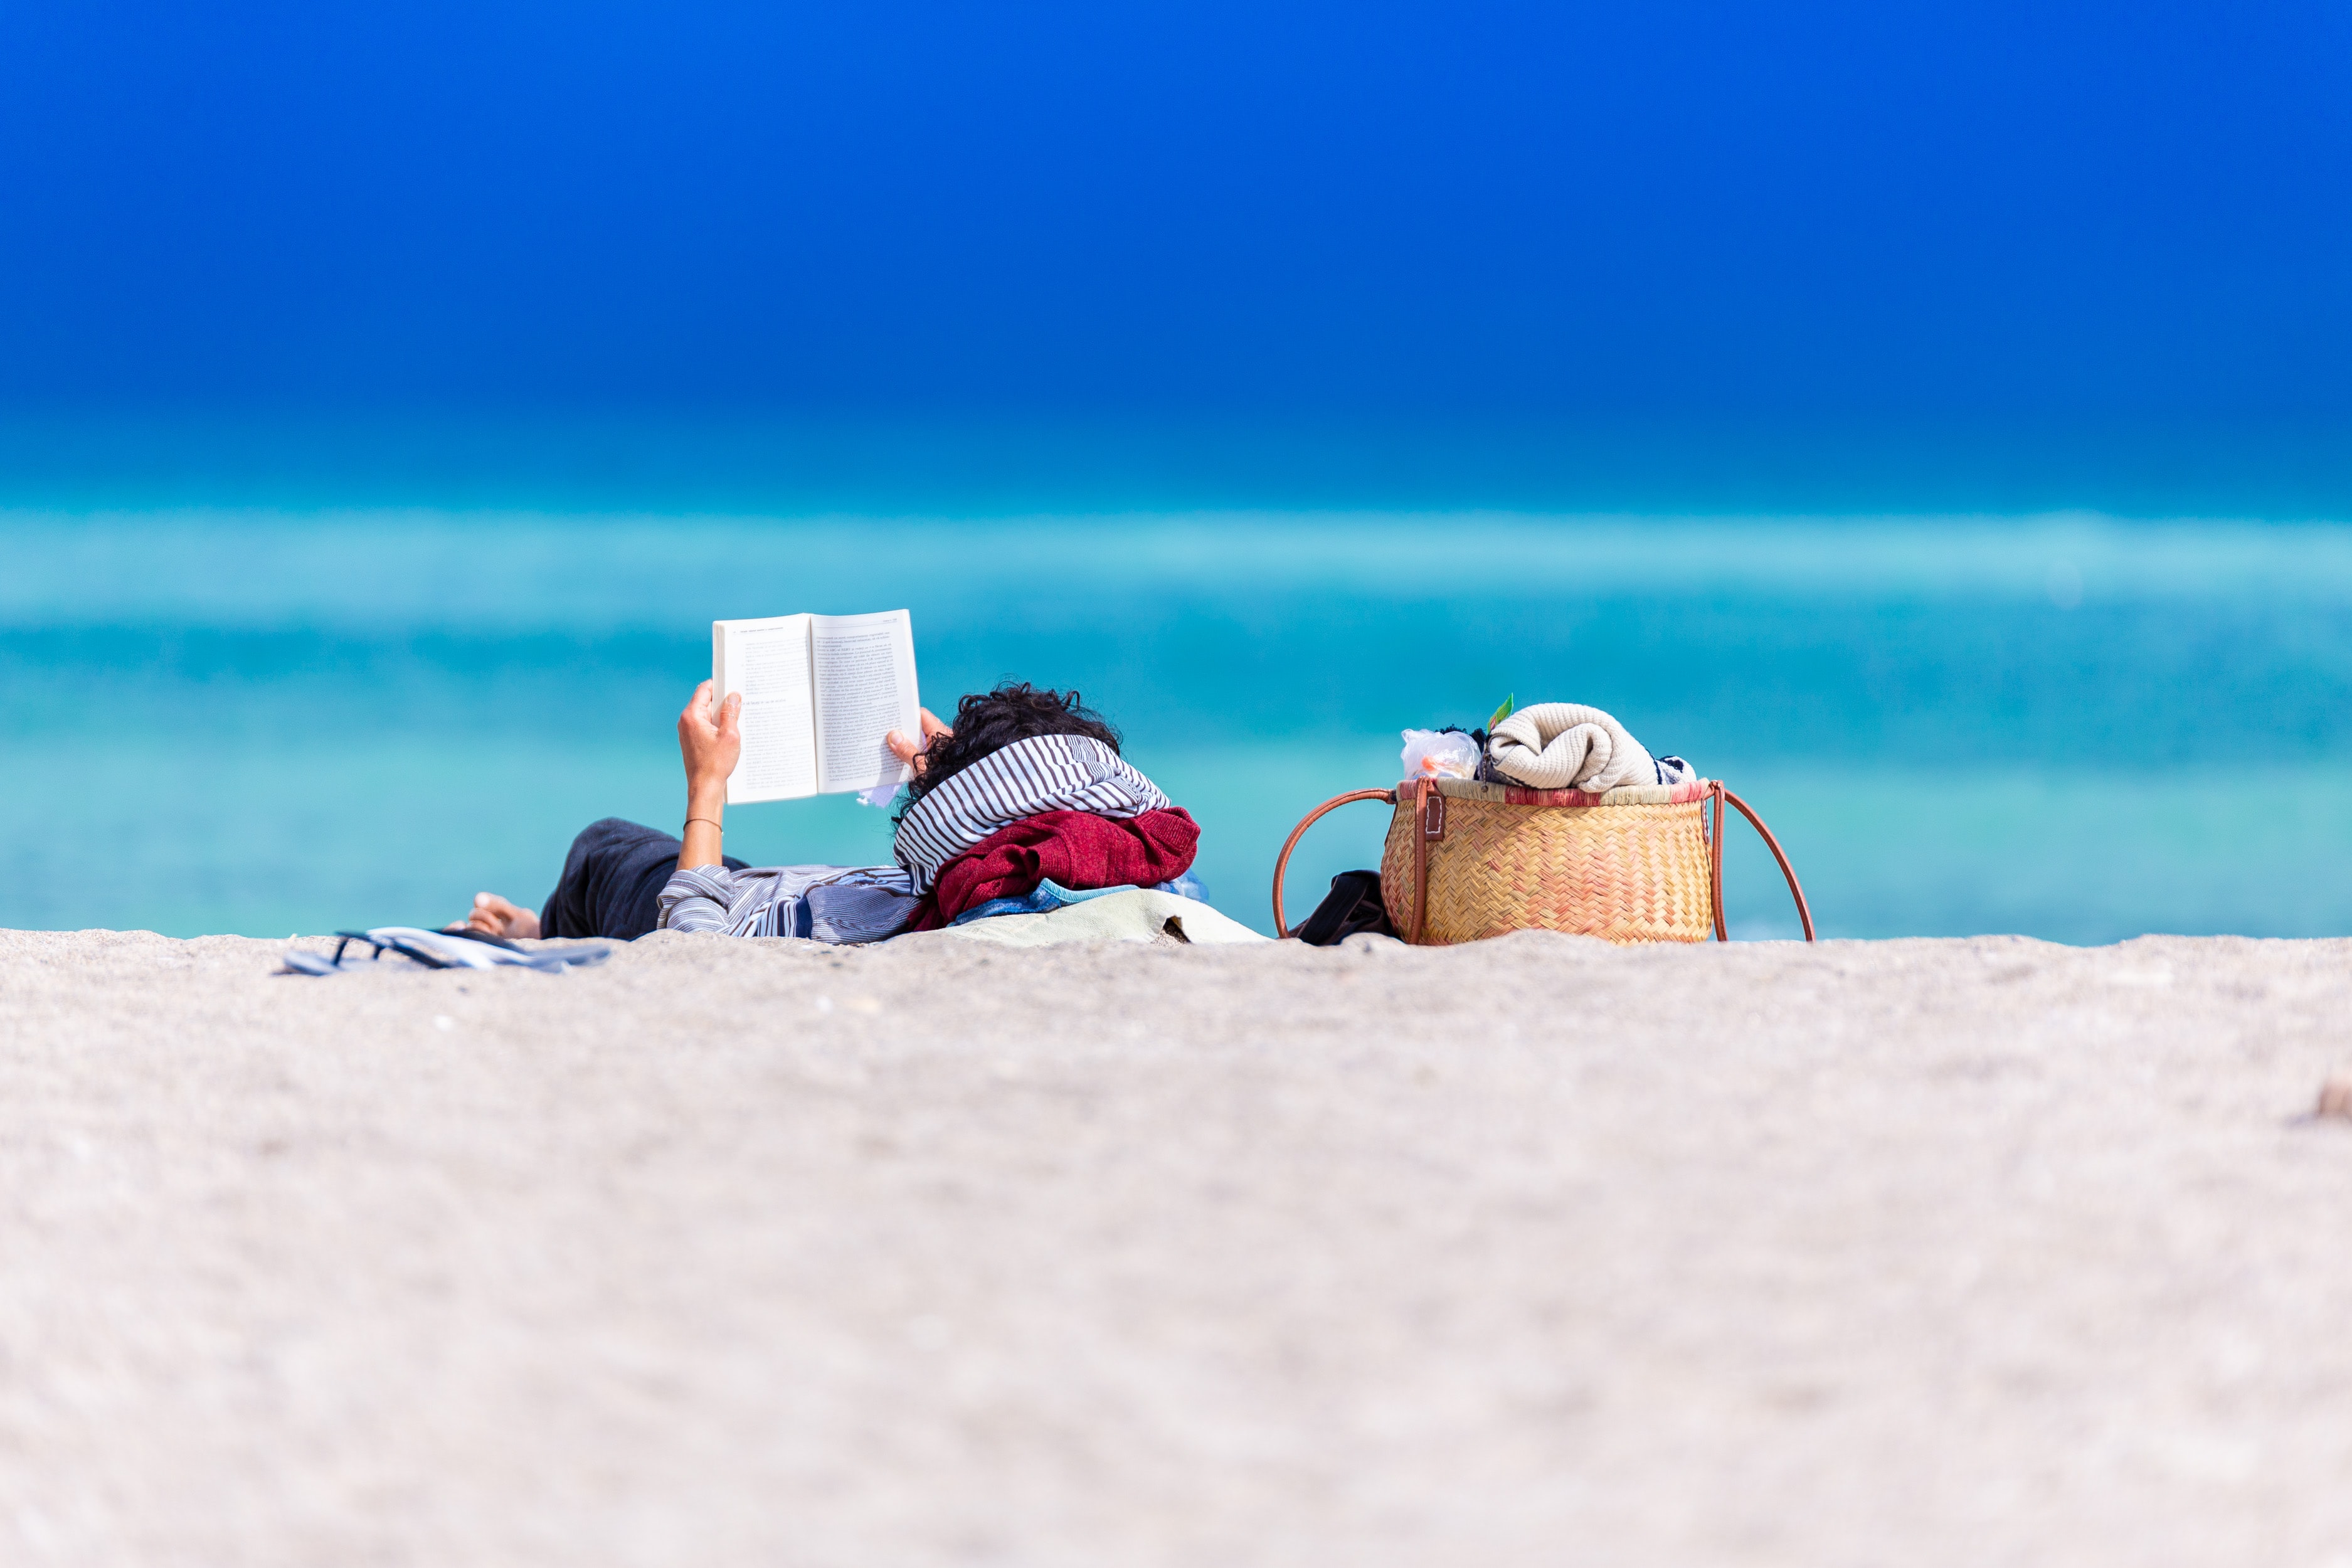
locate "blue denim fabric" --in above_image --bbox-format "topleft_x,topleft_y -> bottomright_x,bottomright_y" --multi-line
949,872 -> 1206,927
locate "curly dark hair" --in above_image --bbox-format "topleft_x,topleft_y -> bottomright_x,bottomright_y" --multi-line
900,682 -> 1123,810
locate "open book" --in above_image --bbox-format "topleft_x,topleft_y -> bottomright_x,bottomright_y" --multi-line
711,610 -> 921,805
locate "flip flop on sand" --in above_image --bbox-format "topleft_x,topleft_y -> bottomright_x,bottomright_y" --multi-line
281,927 -> 611,977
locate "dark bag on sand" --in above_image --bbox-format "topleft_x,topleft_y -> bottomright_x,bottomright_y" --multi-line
1295,869 -> 1399,946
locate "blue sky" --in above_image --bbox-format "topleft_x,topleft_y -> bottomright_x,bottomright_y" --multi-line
3,1 -> 2347,433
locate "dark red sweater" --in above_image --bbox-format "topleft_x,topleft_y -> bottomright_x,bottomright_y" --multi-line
909,808 -> 1200,931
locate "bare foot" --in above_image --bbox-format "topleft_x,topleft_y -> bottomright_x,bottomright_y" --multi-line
465,892 -> 541,941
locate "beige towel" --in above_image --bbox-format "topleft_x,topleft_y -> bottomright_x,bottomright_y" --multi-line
1487,702 -> 1657,792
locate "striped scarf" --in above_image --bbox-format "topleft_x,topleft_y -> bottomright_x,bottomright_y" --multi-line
893,734 -> 1172,894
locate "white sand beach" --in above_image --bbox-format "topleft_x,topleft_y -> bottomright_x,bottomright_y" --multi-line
3,925 -> 2349,1565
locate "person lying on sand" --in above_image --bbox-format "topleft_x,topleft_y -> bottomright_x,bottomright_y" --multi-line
462,681 -> 1200,944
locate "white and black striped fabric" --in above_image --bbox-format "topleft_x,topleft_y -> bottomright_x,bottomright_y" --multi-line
892,734 -> 1171,894
659,863 -> 916,941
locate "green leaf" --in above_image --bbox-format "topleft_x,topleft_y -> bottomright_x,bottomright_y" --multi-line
1487,693 -> 1515,729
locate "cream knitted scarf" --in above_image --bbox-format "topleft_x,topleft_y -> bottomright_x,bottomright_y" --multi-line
1486,702 -> 1658,792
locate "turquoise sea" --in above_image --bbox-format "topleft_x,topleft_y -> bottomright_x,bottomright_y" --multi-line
6,504 -> 2352,942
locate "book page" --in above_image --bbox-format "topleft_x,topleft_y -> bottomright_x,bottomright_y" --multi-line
811,610 -> 919,795
714,614 -> 817,804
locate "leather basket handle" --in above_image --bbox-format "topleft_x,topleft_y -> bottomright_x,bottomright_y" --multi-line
1271,788 -> 1399,938
1272,780 -> 1814,944
1707,781 -> 1816,941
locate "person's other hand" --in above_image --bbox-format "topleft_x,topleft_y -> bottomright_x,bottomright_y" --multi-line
467,892 -> 542,941
886,707 -> 953,776
680,681 -> 742,793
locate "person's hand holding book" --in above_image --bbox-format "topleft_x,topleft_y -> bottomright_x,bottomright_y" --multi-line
886,709 -> 953,776
678,681 -> 743,869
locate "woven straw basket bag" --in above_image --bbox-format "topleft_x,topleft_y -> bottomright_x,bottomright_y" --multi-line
1272,776 -> 1814,945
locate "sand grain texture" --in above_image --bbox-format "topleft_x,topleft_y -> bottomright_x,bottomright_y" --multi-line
2,927 -> 2349,1565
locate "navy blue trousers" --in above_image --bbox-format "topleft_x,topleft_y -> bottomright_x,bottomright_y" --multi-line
539,817 -> 748,940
